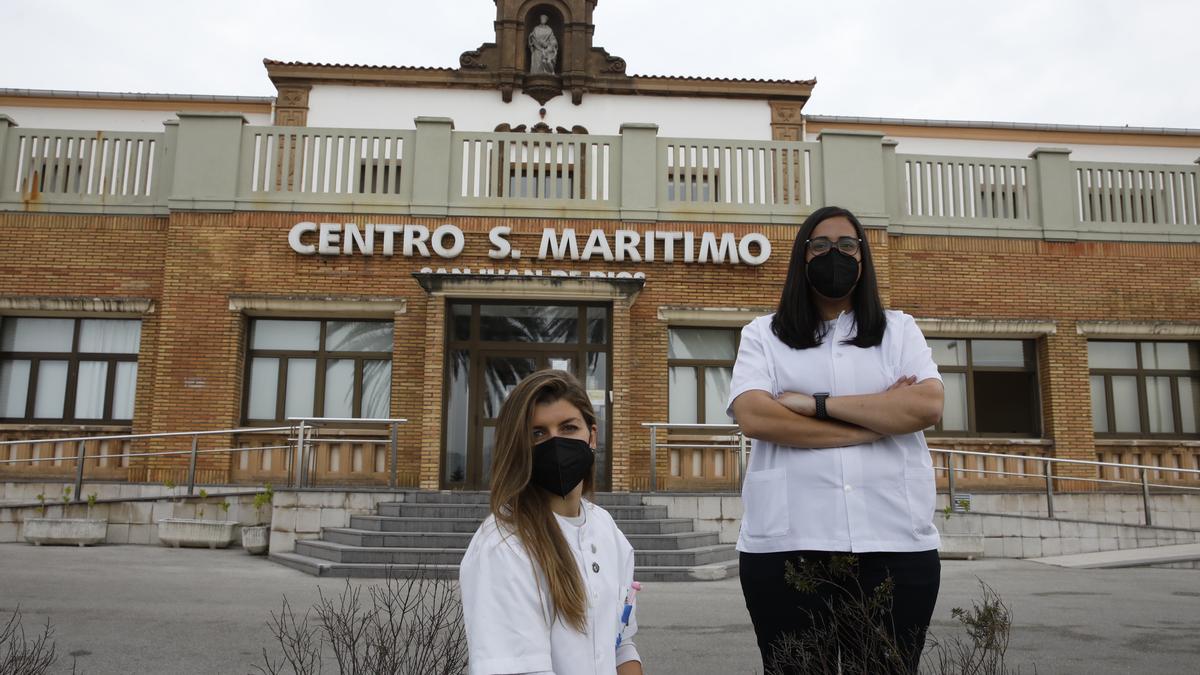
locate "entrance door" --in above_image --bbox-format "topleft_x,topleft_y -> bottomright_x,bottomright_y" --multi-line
474,351 -> 576,487
442,302 -> 610,491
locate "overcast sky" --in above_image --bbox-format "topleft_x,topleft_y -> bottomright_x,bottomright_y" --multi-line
3,0 -> 1197,128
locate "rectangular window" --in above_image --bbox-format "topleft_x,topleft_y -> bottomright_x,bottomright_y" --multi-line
243,318 -> 393,424
667,327 -> 738,425
927,338 -> 1040,437
0,317 -> 141,423
1089,340 -> 1200,438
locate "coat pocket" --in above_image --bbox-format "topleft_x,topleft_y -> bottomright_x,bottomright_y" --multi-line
741,468 -> 790,537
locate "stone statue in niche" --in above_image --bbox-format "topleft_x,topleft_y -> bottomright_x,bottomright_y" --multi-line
528,15 -> 558,74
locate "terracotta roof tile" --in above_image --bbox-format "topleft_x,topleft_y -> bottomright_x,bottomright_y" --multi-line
263,59 -> 457,73
630,73 -> 816,86
263,59 -> 815,85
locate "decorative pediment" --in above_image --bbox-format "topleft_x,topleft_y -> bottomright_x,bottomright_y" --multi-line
266,2 -> 814,112
457,0 -> 631,105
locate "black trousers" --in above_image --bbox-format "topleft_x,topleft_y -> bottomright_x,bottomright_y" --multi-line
740,549 -> 941,675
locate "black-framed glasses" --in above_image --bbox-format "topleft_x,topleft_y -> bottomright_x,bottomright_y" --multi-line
806,236 -> 861,256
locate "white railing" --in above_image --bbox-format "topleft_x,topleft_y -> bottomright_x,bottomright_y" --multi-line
1,129 -> 164,208
1074,162 -> 1200,227
898,154 -> 1036,223
658,139 -> 821,214
450,131 -> 619,205
239,127 -> 414,203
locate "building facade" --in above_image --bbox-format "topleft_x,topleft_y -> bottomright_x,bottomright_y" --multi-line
1,0 -> 1198,493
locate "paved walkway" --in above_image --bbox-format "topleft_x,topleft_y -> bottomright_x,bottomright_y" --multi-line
0,544 -> 1197,674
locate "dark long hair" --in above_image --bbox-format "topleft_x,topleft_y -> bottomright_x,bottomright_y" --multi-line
771,206 -> 886,349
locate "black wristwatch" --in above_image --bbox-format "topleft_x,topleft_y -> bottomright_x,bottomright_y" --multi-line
814,392 -> 831,420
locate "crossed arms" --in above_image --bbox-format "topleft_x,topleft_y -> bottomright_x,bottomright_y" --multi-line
731,376 -> 944,449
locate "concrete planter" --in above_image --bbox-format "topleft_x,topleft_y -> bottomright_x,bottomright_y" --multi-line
241,525 -> 270,555
157,519 -> 238,549
23,518 -> 108,546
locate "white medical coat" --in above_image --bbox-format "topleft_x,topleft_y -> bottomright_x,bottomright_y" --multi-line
460,499 -> 641,675
728,309 -> 943,554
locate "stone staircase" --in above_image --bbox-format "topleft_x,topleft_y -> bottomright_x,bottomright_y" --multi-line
271,491 -> 739,581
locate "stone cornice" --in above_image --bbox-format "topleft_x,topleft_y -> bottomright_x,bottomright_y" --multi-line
916,318 -> 1057,337
228,295 -> 406,317
412,273 -> 643,301
0,296 -> 154,316
656,306 -> 773,327
1075,321 -> 1200,338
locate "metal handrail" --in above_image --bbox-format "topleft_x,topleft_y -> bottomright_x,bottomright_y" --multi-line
642,422 -> 1200,525
0,418 -> 413,499
0,425 -> 299,501
930,447 -> 1200,526
641,423 -> 747,493
287,417 -> 409,489
0,426 -> 295,447
930,446 -> 1200,476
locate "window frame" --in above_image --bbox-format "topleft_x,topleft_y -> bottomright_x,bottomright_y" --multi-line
666,327 -> 740,425
241,318 -> 393,425
926,337 -> 1042,439
0,316 -> 140,424
1089,339 -> 1199,439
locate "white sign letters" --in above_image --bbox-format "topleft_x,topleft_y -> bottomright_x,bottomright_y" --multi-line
288,222 -> 771,266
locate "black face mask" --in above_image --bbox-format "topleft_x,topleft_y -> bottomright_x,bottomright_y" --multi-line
806,251 -> 860,299
530,436 -> 595,497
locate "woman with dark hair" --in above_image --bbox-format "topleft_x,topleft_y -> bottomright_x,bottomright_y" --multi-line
459,369 -> 644,675
728,206 -> 945,673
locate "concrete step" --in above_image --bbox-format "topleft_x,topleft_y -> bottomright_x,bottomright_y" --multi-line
377,502 -> 669,520
322,528 -> 718,551
400,491 -> 648,507
295,539 -> 737,567
348,514 -> 695,535
270,550 -> 739,582
349,515 -> 484,533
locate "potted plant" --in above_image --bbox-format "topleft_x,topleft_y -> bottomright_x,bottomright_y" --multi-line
241,484 -> 273,555
23,487 -> 108,547
156,488 -> 238,549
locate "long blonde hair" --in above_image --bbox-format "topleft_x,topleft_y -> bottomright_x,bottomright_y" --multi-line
490,369 -> 597,632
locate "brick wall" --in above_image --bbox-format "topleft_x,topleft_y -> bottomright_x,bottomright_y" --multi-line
2,211 -> 1198,488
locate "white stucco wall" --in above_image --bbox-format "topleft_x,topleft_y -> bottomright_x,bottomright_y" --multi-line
1,106 -> 273,132
807,132 -> 1200,166
305,85 -> 772,140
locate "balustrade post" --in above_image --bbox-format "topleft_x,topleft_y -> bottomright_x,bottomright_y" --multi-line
946,452 -> 956,499
73,440 -> 87,504
1141,468 -> 1153,526
1029,147 -> 1076,240
187,434 -> 199,496
169,112 -> 247,211
0,114 -> 15,169
1044,460 -> 1056,519
294,421 -> 307,488
0,115 -> 16,206
411,116 -> 454,216
156,120 -> 179,207
738,431 -> 748,489
618,122 -> 659,220
881,139 -> 901,222
817,130 -> 887,227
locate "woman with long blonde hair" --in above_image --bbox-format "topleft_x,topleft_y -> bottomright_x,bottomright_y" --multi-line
460,369 -> 644,675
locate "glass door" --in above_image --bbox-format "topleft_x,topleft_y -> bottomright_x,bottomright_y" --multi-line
441,301 -> 611,491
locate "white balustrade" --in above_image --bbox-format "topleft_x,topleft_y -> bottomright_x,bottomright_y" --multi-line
1075,163 -> 1199,227
450,131 -> 618,204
